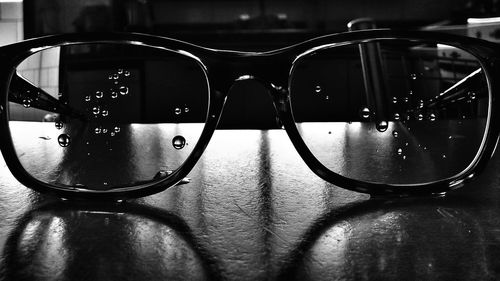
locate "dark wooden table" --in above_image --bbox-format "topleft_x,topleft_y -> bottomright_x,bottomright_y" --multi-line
0,129 -> 499,280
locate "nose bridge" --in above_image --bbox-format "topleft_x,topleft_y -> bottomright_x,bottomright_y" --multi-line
234,74 -> 280,93
217,74 -> 282,129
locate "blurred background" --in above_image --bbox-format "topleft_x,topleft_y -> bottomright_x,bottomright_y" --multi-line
1,0 -> 499,128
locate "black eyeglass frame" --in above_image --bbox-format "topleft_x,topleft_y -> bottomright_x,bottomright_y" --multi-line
0,29 -> 499,199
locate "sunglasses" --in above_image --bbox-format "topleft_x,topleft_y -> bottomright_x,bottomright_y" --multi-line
1,29 -> 499,199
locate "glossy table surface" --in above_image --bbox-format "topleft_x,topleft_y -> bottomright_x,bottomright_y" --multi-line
1,129 -> 500,280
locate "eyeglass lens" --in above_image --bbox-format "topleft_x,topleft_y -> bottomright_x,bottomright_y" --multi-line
8,43 -> 209,190
290,39 -> 488,185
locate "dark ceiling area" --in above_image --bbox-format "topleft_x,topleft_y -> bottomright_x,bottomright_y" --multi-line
22,0 -> 496,50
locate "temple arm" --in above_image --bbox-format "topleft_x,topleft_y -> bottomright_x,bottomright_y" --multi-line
9,73 -> 86,120
426,68 -> 484,108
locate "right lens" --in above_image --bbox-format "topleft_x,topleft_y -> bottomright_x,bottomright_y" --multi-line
8,43 -> 209,191
290,39 -> 489,186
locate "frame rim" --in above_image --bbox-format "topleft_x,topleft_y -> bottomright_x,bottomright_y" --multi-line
0,29 -> 498,199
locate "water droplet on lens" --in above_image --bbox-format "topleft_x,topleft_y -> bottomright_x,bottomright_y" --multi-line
410,73 -> 417,80
174,108 -> 182,115
102,128 -> 108,134
124,71 -> 130,77
392,97 -> 397,104
172,135 -> 186,149
117,69 -> 123,74
58,134 -> 71,147
119,86 -> 129,95
108,75 -> 113,80
113,73 -> 119,80
110,132 -> 115,137
442,154 -> 447,159
419,100 -> 424,108
429,113 -> 436,121
394,113 -> 400,120
376,121 -> 388,132
392,130 -> 399,138
111,91 -> 118,99
314,85 -> 322,93
102,110 -> 109,117
95,127 -> 102,134
55,121 -> 63,130
184,107 -> 190,113
92,106 -> 100,115
325,95 -> 330,100
22,98 -> 31,108
417,114 -> 424,121
397,148 -> 403,155
359,107 -> 371,120
409,90 -> 413,96
95,91 -> 103,99
85,95 -> 91,102
404,97 -> 409,103
470,92 -> 476,100
114,126 -> 120,133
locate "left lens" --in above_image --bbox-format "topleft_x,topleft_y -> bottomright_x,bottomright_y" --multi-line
8,43 -> 209,191
289,39 -> 489,185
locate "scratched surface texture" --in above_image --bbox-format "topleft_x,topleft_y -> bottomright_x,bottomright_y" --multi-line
0,129 -> 500,280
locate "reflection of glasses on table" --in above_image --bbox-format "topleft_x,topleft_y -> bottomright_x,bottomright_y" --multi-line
1,30 -> 498,199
